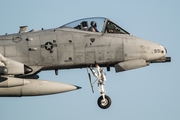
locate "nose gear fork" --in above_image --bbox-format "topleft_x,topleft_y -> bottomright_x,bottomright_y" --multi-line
87,64 -> 111,109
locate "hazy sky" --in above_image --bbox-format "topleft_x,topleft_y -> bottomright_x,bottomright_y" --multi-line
0,0 -> 179,120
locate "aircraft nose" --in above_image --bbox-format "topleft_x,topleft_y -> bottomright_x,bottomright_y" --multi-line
162,46 -> 171,62
147,43 -> 167,62
151,44 -> 171,63
158,44 -> 167,56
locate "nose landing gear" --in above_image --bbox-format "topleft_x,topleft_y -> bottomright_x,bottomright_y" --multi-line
87,64 -> 112,109
98,95 -> 111,109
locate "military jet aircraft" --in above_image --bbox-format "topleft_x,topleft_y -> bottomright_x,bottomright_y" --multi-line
0,17 -> 171,109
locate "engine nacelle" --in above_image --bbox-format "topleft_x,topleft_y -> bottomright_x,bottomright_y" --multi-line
115,59 -> 148,72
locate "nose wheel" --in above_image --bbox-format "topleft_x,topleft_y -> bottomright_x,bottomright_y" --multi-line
98,95 -> 111,109
87,64 -> 112,109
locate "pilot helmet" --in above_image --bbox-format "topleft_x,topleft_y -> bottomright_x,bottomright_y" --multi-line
91,21 -> 97,27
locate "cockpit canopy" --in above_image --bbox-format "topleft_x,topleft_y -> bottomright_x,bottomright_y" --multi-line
60,17 -> 130,34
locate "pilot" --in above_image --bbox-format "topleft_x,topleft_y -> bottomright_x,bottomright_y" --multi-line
74,25 -> 81,30
81,21 -> 88,31
88,21 -> 99,32
106,22 -> 114,33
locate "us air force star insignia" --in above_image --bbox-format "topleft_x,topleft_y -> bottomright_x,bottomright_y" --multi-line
45,42 -> 53,50
45,42 -> 52,50
41,41 -> 57,51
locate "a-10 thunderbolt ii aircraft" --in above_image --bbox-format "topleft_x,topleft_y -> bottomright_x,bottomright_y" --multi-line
0,17 -> 171,109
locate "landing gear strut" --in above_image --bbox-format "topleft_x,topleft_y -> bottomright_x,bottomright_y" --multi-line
87,64 -> 112,109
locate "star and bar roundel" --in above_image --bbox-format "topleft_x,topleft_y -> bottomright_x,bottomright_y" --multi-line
41,42 -> 57,51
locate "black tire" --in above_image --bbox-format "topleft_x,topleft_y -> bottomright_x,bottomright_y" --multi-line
97,95 -> 111,109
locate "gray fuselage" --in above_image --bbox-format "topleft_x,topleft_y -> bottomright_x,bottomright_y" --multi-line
0,27 -> 167,74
